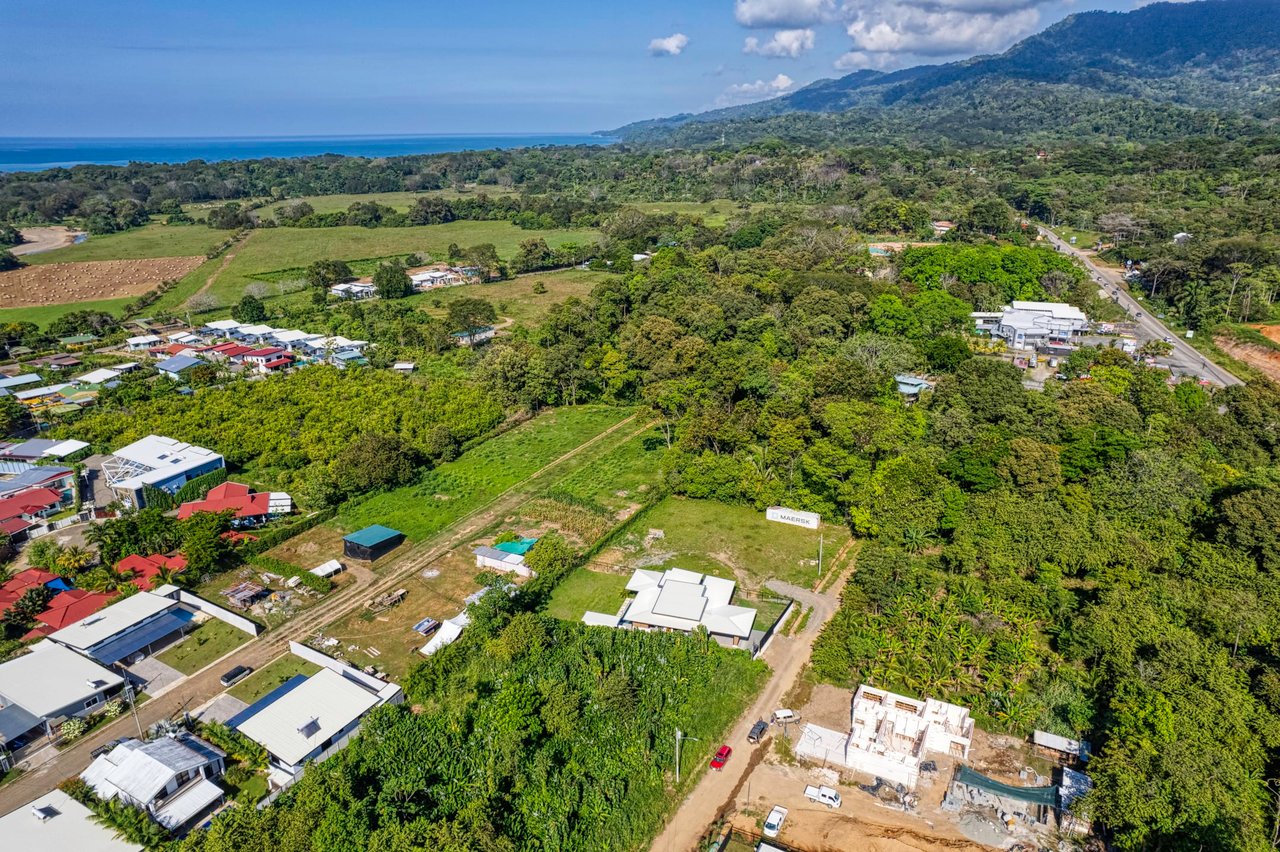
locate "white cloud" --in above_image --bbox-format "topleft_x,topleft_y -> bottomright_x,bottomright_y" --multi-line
744,28 -> 816,58
648,33 -> 689,56
735,0 -> 835,28
718,73 -> 796,105
837,0 -> 1042,64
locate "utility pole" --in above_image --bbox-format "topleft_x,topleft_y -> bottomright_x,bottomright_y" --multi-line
124,679 -> 143,738
818,532 -> 824,579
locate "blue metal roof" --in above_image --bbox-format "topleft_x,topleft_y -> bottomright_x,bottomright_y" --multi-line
88,609 -> 195,664
344,525 -> 403,547
156,355 -> 202,373
494,538 -> 537,555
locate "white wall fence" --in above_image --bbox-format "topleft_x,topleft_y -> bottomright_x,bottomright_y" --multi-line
166,589 -> 261,636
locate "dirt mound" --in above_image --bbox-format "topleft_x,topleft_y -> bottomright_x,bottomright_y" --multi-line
0,256 -> 205,307
1216,336 -> 1280,384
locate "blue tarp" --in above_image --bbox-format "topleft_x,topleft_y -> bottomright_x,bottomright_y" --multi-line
89,609 -> 195,664
47,577 -> 73,591
494,538 -> 537,556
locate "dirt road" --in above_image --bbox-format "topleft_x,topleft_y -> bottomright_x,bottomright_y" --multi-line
648,572 -> 856,852
0,412 -> 643,814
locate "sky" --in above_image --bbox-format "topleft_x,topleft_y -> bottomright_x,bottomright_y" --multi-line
6,0 -> 1141,137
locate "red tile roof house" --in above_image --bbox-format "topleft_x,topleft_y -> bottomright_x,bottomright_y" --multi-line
22,589 -> 115,639
241,347 -> 287,367
116,553 -> 188,591
178,482 -> 274,527
208,343 -> 253,362
0,487 -> 70,541
0,568 -> 60,618
258,355 -> 294,375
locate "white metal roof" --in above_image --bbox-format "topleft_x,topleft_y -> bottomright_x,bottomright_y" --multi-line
152,777 -> 223,829
82,735 -> 222,806
43,439 -> 90,458
0,641 -> 123,718
310,559 -> 343,578
620,568 -> 757,639
0,374 -> 42,390
14,383 -> 71,400
0,790 -> 140,852
105,435 -> 223,492
203,319 -> 242,332
236,324 -> 276,336
272,329 -> 322,344
1008,301 -> 1087,321
126,334 -> 161,345
49,592 -> 177,652
652,580 -> 708,621
74,368 -> 122,385
581,611 -> 621,627
235,668 -> 380,766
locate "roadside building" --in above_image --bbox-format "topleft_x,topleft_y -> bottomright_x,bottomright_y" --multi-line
0,568 -> 62,619
207,343 -> 252,362
241,346 -> 286,367
101,435 -> 224,508
0,789 -> 141,852
81,733 -> 227,832
0,641 -> 126,750
972,301 -> 1088,351
342,525 -> 404,561
794,684 -> 974,789
583,567 -> 758,648
234,324 -> 278,344
229,644 -> 402,788
271,329 -> 322,350
257,354 -> 294,375
200,319 -> 243,338
47,590 -> 196,665
0,438 -> 91,463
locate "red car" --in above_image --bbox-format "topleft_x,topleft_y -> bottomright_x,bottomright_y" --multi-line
710,745 -> 732,770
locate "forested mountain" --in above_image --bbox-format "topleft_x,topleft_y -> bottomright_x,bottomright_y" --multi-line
612,0 -> 1280,146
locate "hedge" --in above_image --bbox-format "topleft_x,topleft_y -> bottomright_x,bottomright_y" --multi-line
240,507 -> 338,554
248,554 -> 332,594
173,468 -> 229,504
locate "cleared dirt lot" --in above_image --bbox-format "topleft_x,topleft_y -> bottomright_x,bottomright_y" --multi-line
0,256 -> 205,306
11,226 -> 85,255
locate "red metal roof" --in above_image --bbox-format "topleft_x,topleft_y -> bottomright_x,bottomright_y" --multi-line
116,553 -> 188,591
0,487 -> 65,522
261,357 -> 292,369
30,589 -> 116,631
0,567 -> 58,596
246,346 -> 284,358
177,482 -> 272,520
0,517 -> 34,537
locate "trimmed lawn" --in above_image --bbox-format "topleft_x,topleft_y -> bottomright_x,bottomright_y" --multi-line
24,222 -> 224,265
411,268 -> 607,327
546,567 -> 631,621
156,618 -> 251,675
228,656 -> 321,704
611,496 -> 851,591
338,405 -> 632,541
200,221 -> 602,307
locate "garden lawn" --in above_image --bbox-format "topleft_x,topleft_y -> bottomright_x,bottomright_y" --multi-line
411,269 -> 607,327
337,405 -> 632,541
156,618 -> 252,675
616,496 -> 851,590
199,221 -> 602,307
24,222 -> 224,265
228,656 -> 321,704
546,567 -> 631,621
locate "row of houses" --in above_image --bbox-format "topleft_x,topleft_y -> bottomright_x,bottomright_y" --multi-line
127,322 -> 370,377
329,264 -> 474,301
1,362 -> 143,414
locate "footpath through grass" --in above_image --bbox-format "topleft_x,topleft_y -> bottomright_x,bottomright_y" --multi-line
156,619 -> 251,675
338,405 -> 633,540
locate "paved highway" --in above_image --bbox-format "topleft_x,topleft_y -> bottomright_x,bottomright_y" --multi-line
1038,227 -> 1242,388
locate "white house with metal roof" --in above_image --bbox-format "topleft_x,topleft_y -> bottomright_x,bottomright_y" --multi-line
972,301 -> 1089,351
47,590 -> 196,665
81,733 -> 226,831
101,435 -> 225,508
0,641 -> 125,750
0,789 -> 140,851
230,643 -> 402,788
584,567 -> 758,648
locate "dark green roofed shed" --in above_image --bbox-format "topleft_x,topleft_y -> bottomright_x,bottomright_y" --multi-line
343,525 -> 405,561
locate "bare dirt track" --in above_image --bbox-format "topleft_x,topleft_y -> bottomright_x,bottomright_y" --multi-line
10,226 -> 84,256
0,256 -> 204,306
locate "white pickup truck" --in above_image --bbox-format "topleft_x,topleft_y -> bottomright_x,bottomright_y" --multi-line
763,805 -> 788,838
804,784 -> 842,809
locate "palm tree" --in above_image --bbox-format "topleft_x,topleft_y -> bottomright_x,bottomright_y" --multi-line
84,565 -> 135,594
151,563 -> 186,589
56,545 -> 95,574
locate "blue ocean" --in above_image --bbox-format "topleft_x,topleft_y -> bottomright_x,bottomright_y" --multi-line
0,134 -> 614,172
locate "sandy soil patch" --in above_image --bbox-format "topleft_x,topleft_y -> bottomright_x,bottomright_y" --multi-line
0,256 -> 204,307
1216,337 -> 1280,384
1251,324 -> 1280,345
10,226 -> 85,256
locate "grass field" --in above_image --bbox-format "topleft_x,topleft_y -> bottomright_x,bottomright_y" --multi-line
252,188 -> 514,221
23,222 -> 223,265
227,655 -> 321,704
411,268 -> 607,326
156,619 -> 252,675
0,295 -> 135,327
545,567 -> 631,621
200,221 -> 602,307
546,425 -> 666,513
629,200 -> 766,227
608,496 -> 850,591
338,405 -> 633,540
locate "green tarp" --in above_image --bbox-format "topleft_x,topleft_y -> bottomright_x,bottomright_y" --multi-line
954,765 -> 1059,808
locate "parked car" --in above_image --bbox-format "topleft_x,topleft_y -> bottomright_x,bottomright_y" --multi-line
220,665 -> 253,687
1135,312 -> 1144,319
747,719 -> 768,743
804,784 -> 842,809
771,708 -> 798,725
763,805 -> 789,838
710,745 -> 732,770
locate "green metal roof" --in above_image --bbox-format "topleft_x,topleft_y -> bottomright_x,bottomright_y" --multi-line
344,524 -> 403,547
